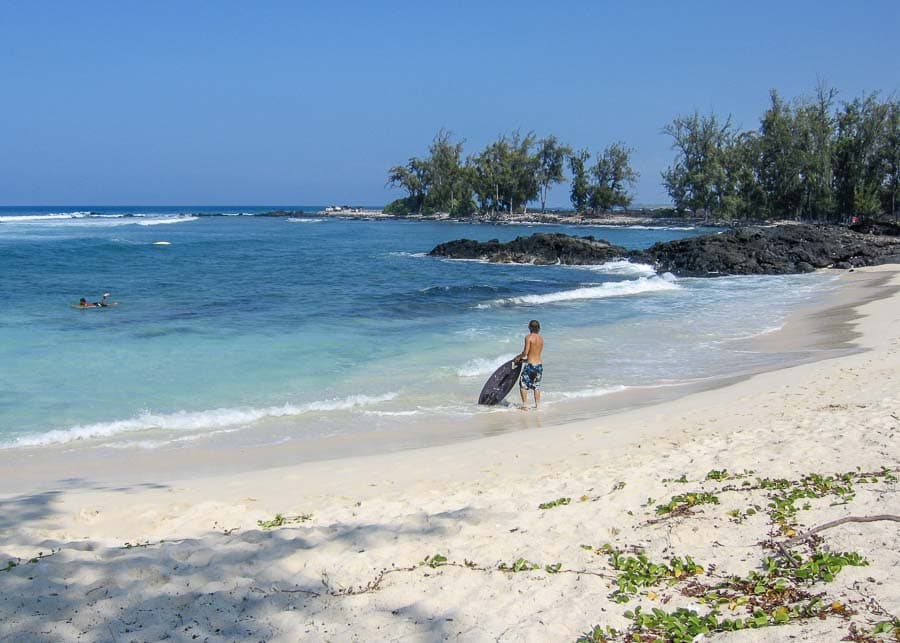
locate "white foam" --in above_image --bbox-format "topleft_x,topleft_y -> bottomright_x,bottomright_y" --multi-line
456,355 -> 512,377
135,216 -> 198,226
3,392 -> 398,449
479,276 -> 679,307
573,260 -> 657,277
0,213 -> 196,227
0,212 -> 92,222
287,218 -> 325,223
555,385 -> 628,399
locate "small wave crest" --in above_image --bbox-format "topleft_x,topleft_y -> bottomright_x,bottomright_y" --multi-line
0,213 -> 197,227
0,212 -> 93,223
456,355 -> 511,377
287,218 -> 325,223
3,392 -> 398,449
573,260 -> 657,277
135,216 -> 198,226
556,385 -> 628,399
478,276 -> 679,308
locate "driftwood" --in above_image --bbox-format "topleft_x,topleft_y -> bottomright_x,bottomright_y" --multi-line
781,515 -> 900,549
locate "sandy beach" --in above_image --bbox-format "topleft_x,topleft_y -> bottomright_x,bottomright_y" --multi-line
1,267 -> 899,642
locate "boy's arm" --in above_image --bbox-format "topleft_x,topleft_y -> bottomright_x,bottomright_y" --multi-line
515,336 -> 532,363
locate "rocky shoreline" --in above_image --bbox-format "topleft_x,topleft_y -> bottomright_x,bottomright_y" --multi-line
429,224 -> 900,277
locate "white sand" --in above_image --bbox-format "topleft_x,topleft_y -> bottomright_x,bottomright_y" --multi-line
1,267 -> 898,642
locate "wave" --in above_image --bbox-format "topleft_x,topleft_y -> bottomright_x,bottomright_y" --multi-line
3,392 -> 398,449
0,212 -> 93,222
135,216 -> 198,226
0,212 -> 198,227
287,218 -> 325,223
456,355 -> 511,377
478,276 -> 680,307
555,385 -> 628,399
572,260 -> 657,277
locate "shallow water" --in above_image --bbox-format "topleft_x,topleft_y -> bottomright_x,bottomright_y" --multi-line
0,207 -> 837,451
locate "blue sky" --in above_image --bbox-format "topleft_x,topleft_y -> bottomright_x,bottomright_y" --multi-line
1,1 -> 897,206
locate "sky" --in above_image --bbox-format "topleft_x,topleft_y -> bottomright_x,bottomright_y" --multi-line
1,1 -> 898,207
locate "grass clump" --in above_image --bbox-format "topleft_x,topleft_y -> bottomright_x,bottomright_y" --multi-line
257,512 -> 312,530
538,497 -> 571,510
655,491 -> 719,515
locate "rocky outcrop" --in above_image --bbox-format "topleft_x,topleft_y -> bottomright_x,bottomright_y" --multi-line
429,234 -> 630,265
429,225 -> 900,277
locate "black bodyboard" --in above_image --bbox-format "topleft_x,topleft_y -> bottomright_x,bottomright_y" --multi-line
478,359 -> 523,405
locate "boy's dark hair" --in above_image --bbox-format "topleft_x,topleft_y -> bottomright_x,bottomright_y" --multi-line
529,320 -> 540,332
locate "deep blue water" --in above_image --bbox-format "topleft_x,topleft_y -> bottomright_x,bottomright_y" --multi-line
0,207 -> 836,451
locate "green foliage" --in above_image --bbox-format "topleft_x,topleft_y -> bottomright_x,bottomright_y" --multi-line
576,624 -> 619,642
834,93 -> 893,217
871,618 -> 900,638
422,554 -> 448,568
662,110 -> 736,220
588,142 -> 638,212
607,551 -> 703,602
655,491 -> 720,515
568,149 -> 592,212
765,551 -> 868,583
535,135 -> 573,212
388,130 -> 474,215
726,505 -> 760,523
2,560 -> 18,572
498,557 -> 540,573
257,512 -> 312,530
387,85 -> 900,221
538,497 -> 571,510
382,197 -> 416,215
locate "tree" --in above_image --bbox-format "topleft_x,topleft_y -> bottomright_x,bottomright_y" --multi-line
424,129 -> 473,215
662,111 -> 735,220
568,149 -> 591,212
795,81 -> 838,220
387,156 -> 430,214
834,93 -> 890,217
469,137 -> 508,215
880,100 -> 900,219
720,131 -> 767,221
588,142 -> 638,212
504,130 -> 540,214
756,91 -> 806,219
534,135 -> 572,212
469,131 -> 539,214
386,130 -> 473,215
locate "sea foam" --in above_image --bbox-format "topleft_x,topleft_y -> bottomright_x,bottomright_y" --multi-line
3,392 -> 398,449
573,260 -> 657,277
456,355 -> 512,377
479,276 -> 679,307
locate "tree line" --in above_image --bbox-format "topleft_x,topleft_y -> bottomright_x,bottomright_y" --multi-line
385,131 -> 638,217
385,83 -> 900,222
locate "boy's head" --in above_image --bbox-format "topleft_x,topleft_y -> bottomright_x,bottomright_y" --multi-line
529,320 -> 540,333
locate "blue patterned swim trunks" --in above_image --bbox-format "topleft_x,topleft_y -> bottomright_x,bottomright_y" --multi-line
520,363 -> 543,390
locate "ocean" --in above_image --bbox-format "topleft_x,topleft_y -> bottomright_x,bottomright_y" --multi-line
0,206 -> 839,454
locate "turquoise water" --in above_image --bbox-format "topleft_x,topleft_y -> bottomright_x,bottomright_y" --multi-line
0,207 -> 837,451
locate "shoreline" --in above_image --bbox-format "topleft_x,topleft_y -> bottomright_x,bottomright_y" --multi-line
2,267 -> 898,641
0,269 -> 885,495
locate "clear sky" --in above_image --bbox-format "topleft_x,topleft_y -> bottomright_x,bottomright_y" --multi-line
1,1 -> 898,207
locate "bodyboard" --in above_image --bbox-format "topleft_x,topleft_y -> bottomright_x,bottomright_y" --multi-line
478,359 -> 523,405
